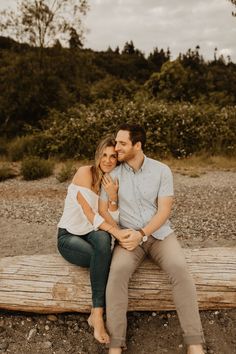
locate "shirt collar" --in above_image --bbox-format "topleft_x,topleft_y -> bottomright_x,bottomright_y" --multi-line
123,155 -> 147,173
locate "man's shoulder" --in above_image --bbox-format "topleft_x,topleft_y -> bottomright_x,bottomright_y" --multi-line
109,164 -> 123,177
145,157 -> 172,172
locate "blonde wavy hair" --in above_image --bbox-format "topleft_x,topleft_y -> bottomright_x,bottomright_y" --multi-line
91,136 -> 116,193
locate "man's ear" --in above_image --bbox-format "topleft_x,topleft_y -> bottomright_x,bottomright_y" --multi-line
135,141 -> 142,151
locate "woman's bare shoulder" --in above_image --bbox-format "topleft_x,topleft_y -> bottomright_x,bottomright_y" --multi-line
72,165 -> 93,188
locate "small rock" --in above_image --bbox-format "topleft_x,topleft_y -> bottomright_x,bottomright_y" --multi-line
41,341 -> 52,349
47,315 -> 58,322
152,312 -> 157,317
0,342 -> 9,351
44,325 -> 50,331
27,328 -> 37,341
66,320 -> 74,327
73,324 -> 79,332
80,321 -> 88,329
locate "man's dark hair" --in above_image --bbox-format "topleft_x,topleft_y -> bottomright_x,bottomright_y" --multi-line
117,124 -> 146,149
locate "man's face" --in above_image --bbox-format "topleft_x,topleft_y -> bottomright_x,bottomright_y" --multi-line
115,130 -> 137,162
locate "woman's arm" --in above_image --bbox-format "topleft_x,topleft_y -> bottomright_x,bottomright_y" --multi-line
77,189 -> 129,241
99,198 -> 119,228
76,191 -> 95,224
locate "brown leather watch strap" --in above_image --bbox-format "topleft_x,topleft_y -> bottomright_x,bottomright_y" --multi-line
138,228 -> 146,236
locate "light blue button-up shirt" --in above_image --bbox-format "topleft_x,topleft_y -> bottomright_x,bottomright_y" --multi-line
100,156 -> 174,240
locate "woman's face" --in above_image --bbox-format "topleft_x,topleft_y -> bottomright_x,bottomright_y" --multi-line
99,146 -> 117,173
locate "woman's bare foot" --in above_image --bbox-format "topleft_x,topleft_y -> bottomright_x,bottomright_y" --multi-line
87,308 -> 110,344
187,344 -> 205,354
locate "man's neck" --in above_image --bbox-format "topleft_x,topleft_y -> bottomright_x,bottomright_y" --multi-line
126,152 -> 145,172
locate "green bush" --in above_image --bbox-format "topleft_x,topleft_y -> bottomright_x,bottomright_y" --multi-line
9,99 -> 236,159
21,157 -> 54,180
8,136 -> 34,161
8,133 -> 53,161
39,99 -> 236,158
0,164 -> 17,181
56,161 -> 76,183
0,138 -> 8,156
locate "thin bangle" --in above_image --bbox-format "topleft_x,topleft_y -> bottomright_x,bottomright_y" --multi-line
106,225 -> 114,233
109,200 -> 118,206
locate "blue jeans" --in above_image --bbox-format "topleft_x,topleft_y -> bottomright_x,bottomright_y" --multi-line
57,228 -> 112,308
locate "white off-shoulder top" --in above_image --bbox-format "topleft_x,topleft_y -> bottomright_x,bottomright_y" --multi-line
58,184 -> 119,236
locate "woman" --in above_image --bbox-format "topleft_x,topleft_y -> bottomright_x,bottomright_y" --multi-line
57,137 -> 129,344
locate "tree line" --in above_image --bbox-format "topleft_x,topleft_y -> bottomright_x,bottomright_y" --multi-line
0,36 -> 235,137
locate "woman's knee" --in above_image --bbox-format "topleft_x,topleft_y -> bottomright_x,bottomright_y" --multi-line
92,231 -> 111,252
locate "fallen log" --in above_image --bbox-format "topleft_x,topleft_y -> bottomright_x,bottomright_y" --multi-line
0,247 -> 235,313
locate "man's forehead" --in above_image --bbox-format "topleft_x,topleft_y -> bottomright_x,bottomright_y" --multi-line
115,130 -> 130,141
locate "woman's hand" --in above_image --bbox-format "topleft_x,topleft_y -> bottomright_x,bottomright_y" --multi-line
111,228 -> 132,242
102,174 -> 119,201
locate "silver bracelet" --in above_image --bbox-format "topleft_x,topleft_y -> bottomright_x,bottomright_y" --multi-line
109,200 -> 118,205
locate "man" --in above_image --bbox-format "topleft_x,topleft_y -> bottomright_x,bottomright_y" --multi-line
100,124 -> 205,354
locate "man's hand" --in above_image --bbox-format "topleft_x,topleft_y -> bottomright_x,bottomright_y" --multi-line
119,230 -> 142,251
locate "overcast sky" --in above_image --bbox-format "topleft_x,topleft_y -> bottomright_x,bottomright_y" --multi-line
1,0 -> 236,61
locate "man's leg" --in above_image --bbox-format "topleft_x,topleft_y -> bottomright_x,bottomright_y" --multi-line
149,233 -> 205,352
106,244 -> 146,352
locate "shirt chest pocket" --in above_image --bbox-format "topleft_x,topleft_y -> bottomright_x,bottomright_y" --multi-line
118,180 -> 136,203
137,177 -> 160,202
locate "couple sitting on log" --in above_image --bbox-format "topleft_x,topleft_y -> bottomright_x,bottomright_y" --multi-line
57,124 -> 205,354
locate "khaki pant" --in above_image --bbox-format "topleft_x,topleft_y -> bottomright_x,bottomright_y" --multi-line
106,233 -> 205,348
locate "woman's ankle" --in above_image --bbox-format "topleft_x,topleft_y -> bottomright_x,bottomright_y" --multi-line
91,307 -> 104,316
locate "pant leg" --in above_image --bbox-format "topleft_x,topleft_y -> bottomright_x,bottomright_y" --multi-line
86,230 -> 112,307
57,228 -> 112,308
149,233 -> 205,345
57,228 -> 93,267
106,244 -> 146,348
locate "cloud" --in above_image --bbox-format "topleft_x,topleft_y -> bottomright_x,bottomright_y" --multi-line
0,0 -> 235,61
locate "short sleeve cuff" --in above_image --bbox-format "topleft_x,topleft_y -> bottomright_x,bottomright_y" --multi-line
93,213 -> 105,231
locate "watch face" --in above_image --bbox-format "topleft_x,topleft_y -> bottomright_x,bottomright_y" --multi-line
143,235 -> 148,242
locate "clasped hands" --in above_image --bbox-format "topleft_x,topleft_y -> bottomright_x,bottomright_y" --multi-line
115,229 -> 142,251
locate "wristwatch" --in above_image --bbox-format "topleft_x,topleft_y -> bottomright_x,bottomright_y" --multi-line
138,228 -> 148,245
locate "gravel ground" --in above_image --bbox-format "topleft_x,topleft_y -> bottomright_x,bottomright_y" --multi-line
0,170 -> 236,354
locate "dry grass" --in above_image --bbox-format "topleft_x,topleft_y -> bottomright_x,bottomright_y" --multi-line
161,154 -> 236,176
1,155 -> 235,181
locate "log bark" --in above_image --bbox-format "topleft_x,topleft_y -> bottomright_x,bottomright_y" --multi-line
0,247 -> 235,313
